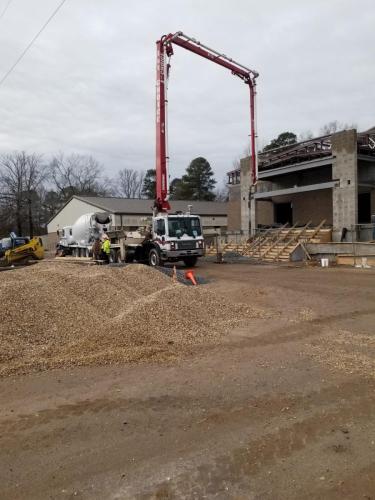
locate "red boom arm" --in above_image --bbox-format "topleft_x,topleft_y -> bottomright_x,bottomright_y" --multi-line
155,31 -> 259,213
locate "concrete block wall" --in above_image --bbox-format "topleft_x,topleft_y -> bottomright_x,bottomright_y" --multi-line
227,184 -> 241,231
257,201 -> 274,226
251,179 -> 274,230
227,158 -> 252,235
249,190 -> 332,229
266,167 -> 332,191
292,189 -> 333,226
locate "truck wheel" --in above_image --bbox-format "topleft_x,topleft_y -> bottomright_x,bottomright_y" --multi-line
125,249 -> 135,263
109,249 -> 117,263
149,248 -> 161,267
183,256 -> 198,267
72,248 -> 78,258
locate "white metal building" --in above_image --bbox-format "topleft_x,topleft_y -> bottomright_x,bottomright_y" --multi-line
47,196 -> 228,235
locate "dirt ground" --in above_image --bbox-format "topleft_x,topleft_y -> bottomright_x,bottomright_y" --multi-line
1,260 -> 375,499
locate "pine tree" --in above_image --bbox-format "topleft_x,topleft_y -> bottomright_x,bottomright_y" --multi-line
179,157 -> 216,200
141,169 -> 156,199
263,132 -> 297,152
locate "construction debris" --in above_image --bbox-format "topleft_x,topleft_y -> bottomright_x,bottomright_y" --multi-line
0,262 -> 264,377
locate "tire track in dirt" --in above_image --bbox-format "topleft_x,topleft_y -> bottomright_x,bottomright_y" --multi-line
133,386 -> 375,499
1,378 -> 371,436
221,307 -> 375,351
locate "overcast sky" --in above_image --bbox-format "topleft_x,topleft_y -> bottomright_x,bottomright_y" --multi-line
0,0 -> 374,184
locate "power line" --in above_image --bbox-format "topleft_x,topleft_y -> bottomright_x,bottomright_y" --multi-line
0,0 -> 68,88
0,0 -> 13,21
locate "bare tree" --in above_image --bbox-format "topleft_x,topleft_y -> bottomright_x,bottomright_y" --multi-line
116,168 -> 145,198
23,154 -> 47,236
101,176 -> 118,197
0,152 -> 26,234
319,121 -> 357,136
242,144 -> 251,157
49,153 -> 106,201
0,152 -> 46,236
137,170 -> 145,198
215,176 -> 229,202
39,186 -> 61,229
232,157 -> 241,171
298,130 -> 314,141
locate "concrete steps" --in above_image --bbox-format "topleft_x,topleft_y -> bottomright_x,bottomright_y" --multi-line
211,222 -> 332,262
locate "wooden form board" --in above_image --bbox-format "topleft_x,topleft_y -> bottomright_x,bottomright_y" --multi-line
277,229 -> 332,243
336,255 -> 375,266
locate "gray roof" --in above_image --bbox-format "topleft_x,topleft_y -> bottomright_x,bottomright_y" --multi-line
75,196 -> 228,216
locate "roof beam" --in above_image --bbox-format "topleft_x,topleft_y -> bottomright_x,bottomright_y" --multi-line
258,156 -> 333,179
254,181 -> 338,200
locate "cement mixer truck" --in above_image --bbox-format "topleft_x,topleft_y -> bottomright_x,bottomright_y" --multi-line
56,210 -> 205,267
57,213 -> 112,258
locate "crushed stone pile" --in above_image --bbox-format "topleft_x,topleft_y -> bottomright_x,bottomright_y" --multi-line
0,262 -> 264,377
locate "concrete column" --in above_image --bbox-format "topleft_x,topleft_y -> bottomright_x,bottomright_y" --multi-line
250,195 -> 256,235
227,184 -> 241,232
240,157 -> 251,237
332,129 -> 358,241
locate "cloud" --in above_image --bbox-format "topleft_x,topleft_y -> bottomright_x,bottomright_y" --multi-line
0,0 -> 373,182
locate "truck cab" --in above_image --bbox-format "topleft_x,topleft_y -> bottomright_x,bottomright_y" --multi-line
59,226 -> 74,247
0,234 -> 30,258
149,212 -> 205,267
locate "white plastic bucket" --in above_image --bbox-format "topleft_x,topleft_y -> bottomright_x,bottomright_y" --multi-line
321,258 -> 329,267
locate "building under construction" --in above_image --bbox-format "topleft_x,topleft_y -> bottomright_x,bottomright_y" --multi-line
227,128 -> 375,243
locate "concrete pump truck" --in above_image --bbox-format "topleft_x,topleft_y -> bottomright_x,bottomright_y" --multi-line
57,32 -> 258,267
149,31 -> 259,266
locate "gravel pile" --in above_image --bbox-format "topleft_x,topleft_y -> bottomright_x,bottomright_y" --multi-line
309,329 -> 375,377
0,262 -> 263,376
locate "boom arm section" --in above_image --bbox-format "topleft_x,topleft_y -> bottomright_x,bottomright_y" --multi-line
155,31 -> 259,213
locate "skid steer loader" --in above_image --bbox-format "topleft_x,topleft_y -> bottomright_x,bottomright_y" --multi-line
0,233 -> 44,267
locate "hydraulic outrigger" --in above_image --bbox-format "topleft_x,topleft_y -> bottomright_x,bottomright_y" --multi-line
155,31 -> 259,213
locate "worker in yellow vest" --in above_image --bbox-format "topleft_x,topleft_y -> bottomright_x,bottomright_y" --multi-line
100,233 -> 111,263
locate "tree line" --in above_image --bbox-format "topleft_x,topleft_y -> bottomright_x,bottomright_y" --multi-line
261,120 -> 357,152
0,153 -> 221,237
1,121 -> 351,237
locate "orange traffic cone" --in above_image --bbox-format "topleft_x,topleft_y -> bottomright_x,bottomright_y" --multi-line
172,265 -> 177,282
185,270 -> 197,286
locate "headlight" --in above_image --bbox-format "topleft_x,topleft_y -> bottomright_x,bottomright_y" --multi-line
196,240 -> 204,249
